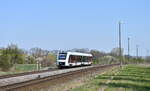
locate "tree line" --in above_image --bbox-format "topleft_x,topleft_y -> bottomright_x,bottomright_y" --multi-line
0,44 -> 149,71
0,44 -> 56,71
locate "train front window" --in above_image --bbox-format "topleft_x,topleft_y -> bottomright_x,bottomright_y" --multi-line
58,53 -> 67,60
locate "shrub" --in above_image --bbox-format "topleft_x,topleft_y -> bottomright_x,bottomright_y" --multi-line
0,54 -> 13,71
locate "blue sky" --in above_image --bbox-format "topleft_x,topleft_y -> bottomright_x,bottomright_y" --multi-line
0,0 -> 150,56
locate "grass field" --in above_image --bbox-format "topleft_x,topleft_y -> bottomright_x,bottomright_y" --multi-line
0,64 -> 37,75
71,64 -> 150,91
14,64 -> 37,72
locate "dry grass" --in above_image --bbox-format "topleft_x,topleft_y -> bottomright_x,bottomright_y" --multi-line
71,64 -> 150,91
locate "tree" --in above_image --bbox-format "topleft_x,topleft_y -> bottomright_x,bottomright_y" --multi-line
6,44 -> 25,64
70,48 -> 90,53
90,50 -> 106,59
0,50 -> 12,71
41,53 -> 56,67
110,48 -> 124,57
145,56 -> 150,63
90,50 -> 107,64
26,56 -> 36,64
0,44 -> 26,71
30,47 -> 49,58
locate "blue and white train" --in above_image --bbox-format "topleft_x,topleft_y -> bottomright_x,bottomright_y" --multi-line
57,52 -> 93,68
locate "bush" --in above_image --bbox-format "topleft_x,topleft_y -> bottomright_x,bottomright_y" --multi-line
0,44 -> 26,71
41,54 -> 56,67
26,56 -> 36,64
0,55 -> 13,71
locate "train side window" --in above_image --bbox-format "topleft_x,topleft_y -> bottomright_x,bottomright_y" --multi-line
69,55 -> 75,63
88,57 -> 92,62
79,56 -> 82,62
82,56 -> 87,62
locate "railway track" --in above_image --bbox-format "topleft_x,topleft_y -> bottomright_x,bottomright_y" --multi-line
0,68 -> 58,79
0,64 -> 119,91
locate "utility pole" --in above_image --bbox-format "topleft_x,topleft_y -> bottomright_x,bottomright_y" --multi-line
119,21 -> 122,67
146,49 -> 149,56
128,37 -> 130,61
136,45 -> 139,59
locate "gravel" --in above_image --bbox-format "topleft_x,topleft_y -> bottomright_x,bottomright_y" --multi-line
0,66 -> 94,87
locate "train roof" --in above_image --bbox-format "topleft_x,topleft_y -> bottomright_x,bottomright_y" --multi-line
59,52 -> 92,57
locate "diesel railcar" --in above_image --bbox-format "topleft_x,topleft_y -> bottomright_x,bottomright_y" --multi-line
57,52 -> 93,68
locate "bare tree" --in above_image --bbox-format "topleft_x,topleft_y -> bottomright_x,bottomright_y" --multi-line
110,48 -> 124,57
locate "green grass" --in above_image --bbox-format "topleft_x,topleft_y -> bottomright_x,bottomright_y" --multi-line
14,64 -> 37,72
71,64 -> 150,91
0,64 -> 37,75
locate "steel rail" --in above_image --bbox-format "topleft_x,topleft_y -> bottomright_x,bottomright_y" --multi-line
0,64 -> 119,91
